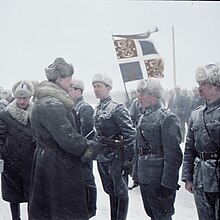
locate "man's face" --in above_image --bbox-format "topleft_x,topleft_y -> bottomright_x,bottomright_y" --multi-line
57,76 -> 72,93
69,87 -> 80,101
137,91 -> 154,108
198,82 -> 220,103
16,97 -> 31,109
93,82 -> 110,100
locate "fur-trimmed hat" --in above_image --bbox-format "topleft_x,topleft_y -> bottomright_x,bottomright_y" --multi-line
92,73 -> 113,89
70,78 -> 85,91
137,78 -> 164,98
12,80 -> 34,98
195,62 -> 220,86
45,57 -> 74,81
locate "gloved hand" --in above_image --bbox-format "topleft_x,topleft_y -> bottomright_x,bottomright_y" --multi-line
122,160 -> 133,176
82,140 -> 107,160
155,185 -> 174,198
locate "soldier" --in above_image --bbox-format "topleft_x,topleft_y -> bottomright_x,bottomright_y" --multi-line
29,58 -> 105,220
190,86 -> 205,111
133,78 -> 182,220
182,63 -> 220,220
168,86 -> 188,142
69,78 -> 97,218
0,80 -> 36,220
0,88 -> 13,111
92,73 -> 136,220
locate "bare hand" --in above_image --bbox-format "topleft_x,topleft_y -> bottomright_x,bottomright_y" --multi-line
185,181 -> 193,193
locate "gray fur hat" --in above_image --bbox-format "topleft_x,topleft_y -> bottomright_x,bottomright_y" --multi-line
195,62 -> 220,86
45,57 -> 74,81
12,80 -> 34,98
70,78 -> 85,91
92,73 -> 113,89
137,78 -> 164,98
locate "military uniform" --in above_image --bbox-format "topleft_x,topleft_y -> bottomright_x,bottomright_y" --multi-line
94,95 -> 136,220
182,98 -> 220,220
134,101 -> 182,220
74,96 -> 97,218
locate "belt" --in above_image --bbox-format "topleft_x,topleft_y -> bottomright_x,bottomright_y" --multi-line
198,151 -> 220,161
139,146 -> 163,156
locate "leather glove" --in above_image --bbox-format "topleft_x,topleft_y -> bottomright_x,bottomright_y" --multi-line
155,185 -> 174,198
82,140 -> 107,160
122,161 -> 133,176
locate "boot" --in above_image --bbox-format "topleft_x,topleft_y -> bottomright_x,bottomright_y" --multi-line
109,195 -> 118,220
87,186 -> 97,218
116,198 -> 129,220
10,203 -> 21,220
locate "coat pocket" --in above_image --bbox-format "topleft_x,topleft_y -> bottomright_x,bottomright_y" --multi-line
202,160 -> 219,193
138,157 -> 164,184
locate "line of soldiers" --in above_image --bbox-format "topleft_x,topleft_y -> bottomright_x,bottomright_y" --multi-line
0,57 -> 219,220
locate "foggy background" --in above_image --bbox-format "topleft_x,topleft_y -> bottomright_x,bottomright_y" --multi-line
0,0 -> 220,95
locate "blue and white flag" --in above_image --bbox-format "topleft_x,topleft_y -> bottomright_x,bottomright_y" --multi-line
113,31 -> 164,83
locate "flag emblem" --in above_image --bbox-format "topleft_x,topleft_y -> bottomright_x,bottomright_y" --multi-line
113,32 -> 164,82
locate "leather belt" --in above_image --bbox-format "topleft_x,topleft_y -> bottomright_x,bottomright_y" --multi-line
198,151 -> 220,161
139,146 -> 163,156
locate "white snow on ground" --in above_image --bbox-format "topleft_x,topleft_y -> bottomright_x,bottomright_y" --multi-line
0,144 -> 199,220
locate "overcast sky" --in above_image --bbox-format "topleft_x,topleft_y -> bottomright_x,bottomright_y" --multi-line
0,0 -> 219,93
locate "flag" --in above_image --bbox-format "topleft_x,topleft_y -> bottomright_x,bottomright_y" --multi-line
113,32 -> 164,83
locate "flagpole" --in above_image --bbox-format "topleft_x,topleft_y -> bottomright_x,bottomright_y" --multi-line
172,26 -> 177,87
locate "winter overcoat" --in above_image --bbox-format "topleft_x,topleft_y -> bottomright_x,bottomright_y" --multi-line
0,100 -> 35,203
134,101 -> 183,190
182,98 -> 220,192
29,81 -> 94,220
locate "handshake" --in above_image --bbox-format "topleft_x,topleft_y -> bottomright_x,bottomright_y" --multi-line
82,137 -> 123,160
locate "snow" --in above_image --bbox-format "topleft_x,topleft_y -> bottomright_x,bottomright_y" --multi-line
0,145 -> 199,220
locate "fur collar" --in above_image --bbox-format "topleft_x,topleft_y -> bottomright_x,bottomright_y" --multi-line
6,100 -> 33,125
34,81 -> 74,110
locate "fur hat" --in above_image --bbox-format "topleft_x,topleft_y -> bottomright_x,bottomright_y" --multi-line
195,62 -> 220,86
45,57 -> 74,81
12,80 -> 34,98
92,73 -> 113,89
0,89 -> 12,100
137,78 -> 164,98
70,78 -> 85,91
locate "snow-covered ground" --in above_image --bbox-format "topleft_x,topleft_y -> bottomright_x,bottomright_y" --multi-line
0,145 -> 199,220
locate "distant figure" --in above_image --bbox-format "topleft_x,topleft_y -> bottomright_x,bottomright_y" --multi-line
92,73 -> 136,220
0,80 -> 36,220
168,86 -> 188,142
69,78 -> 97,219
182,63 -> 220,220
133,78 -> 182,220
182,89 -> 192,126
0,89 -> 13,111
190,86 -> 205,111
124,89 -> 137,109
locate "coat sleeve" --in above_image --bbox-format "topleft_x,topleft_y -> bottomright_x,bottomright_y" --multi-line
181,114 -> 197,183
161,113 -> 183,190
0,116 -> 8,155
79,104 -> 94,139
38,98 -> 89,157
113,104 -> 136,163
